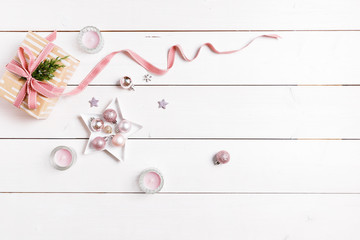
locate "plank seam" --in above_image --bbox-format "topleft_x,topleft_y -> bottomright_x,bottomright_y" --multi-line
0,138 -> 357,140
2,30 -> 360,32
1,192 -> 360,194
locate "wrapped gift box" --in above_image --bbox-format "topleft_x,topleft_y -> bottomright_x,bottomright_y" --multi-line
0,31 -> 79,119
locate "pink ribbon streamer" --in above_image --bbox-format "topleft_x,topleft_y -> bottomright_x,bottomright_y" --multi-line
64,34 -> 280,96
6,32 -> 280,109
6,31 -> 64,109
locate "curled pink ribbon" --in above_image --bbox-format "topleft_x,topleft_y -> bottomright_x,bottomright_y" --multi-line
65,34 -> 280,96
5,31 -> 64,110
5,32 -> 280,109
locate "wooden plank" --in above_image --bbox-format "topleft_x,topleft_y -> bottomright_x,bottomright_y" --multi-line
1,0 -> 360,30
2,31 -> 360,85
1,139 -> 360,192
0,193 -> 359,239
0,86 -> 360,138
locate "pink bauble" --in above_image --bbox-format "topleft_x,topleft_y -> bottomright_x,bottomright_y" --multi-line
90,118 -> 104,132
103,109 -> 117,123
112,133 -> 126,147
119,76 -> 133,89
117,119 -> 131,133
91,137 -> 106,150
215,150 -> 230,165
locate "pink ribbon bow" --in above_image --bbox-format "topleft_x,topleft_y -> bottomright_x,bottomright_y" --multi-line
5,31 -> 64,110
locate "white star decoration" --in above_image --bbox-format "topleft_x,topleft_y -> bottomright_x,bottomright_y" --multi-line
81,98 -> 142,161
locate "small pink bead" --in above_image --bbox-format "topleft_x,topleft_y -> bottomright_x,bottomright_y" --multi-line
112,133 -> 126,147
91,137 -> 106,150
215,150 -> 230,165
103,109 -> 117,123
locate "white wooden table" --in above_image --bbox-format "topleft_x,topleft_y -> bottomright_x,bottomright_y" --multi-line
0,0 -> 360,239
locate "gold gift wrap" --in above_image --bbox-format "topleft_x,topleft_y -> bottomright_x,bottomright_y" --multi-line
0,32 -> 79,119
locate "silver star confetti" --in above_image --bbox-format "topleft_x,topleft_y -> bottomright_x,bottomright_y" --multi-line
89,97 -> 99,107
158,99 -> 169,109
143,74 -> 152,82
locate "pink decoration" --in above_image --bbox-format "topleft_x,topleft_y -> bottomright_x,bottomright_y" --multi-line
143,172 -> 162,190
90,118 -> 104,132
117,120 -> 131,133
91,136 -> 107,150
139,168 -> 164,193
50,146 -> 76,170
54,148 -> 73,167
119,76 -> 134,90
81,98 -> 143,162
215,150 -> 230,165
82,31 -> 100,49
112,133 -> 126,147
103,109 -> 117,123
63,34 -> 280,96
5,32 -> 280,109
5,31 -> 65,109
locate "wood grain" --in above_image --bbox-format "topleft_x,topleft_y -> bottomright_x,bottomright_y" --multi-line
1,86 -> 360,138
2,31 -> 360,85
1,0 -> 359,238
0,139 -> 360,193
0,193 -> 359,240
0,0 -> 360,30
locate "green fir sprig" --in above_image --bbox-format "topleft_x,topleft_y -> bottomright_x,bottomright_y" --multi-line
23,56 -> 69,81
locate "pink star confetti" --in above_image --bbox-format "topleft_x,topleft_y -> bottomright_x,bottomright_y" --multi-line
158,99 -> 169,109
89,97 -> 99,107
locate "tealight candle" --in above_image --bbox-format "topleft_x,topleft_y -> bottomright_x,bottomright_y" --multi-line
138,168 -> 164,194
50,146 -> 77,170
83,31 -> 99,49
77,26 -> 104,54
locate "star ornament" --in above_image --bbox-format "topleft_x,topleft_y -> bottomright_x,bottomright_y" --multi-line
158,99 -> 168,109
81,98 -> 142,161
89,97 -> 99,107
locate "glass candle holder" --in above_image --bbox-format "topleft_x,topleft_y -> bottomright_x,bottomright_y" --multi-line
138,168 -> 164,194
50,146 -> 77,170
77,26 -> 104,54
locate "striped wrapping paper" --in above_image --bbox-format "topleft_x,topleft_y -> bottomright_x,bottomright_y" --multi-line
0,31 -> 79,119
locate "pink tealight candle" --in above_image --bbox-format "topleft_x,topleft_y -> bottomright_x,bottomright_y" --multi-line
82,31 -> 100,49
50,146 -> 77,170
139,169 -> 164,194
78,26 -> 104,54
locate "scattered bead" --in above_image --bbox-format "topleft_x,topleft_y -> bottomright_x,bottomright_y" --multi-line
112,133 -> 126,147
91,137 -> 107,150
103,109 -> 117,123
214,150 -> 230,165
90,118 -> 104,132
